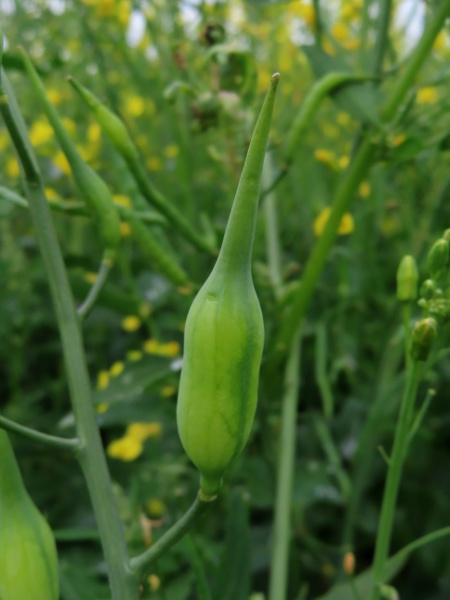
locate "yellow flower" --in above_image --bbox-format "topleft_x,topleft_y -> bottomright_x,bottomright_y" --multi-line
314,149 -> 336,168
337,112 -> 351,127
146,156 -> 163,171
0,131 -> 9,150
161,385 -> 176,397
29,120 -> 53,146
288,2 -> 315,28
127,350 -> 143,361
142,339 -> 180,357
127,422 -> 162,441
88,122 -> 101,143
359,181 -> 371,198
148,574 -> 161,592
96,402 -> 109,413
107,436 -> 143,461
417,87 -> 438,105
125,95 -> 145,117
53,151 -> 71,175
332,22 -> 350,42
314,207 -> 354,237
97,370 -> 110,390
164,144 -> 179,159
342,38 -> 360,51
110,361 -> 124,377
338,155 -> 350,170
392,133 -> 406,147
433,31 -> 447,51
322,38 -> 337,56
120,222 -> 132,237
45,187 -> 59,200
113,194 -> 132,207
5,158 -> 19,178
146,499 -> 166,517
84,272 -> 98,284
121,315 -> 141,332
47,88 -> 64,106
258,69 -> 272,93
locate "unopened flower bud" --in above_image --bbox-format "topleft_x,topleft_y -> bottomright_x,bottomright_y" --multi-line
420,279 -> 436,300
396,255 -> 418,301
427,239 -> 449,278
343,551 -> 355,575
410,317 -> 437,361
379,583 -> 399,600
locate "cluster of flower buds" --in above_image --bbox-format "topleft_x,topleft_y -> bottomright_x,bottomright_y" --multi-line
396,230 -> 450,361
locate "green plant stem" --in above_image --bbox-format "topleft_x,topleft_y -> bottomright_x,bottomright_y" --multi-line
369,360 -> 422,600
129,493 -> 214,575
0,185 -> 167,224
268,329 -> 302,600
0,71 -> 138,600
402,303 -> 412,371
372,0 -> 393,76
77,256 -> 112,320
276,0 -> 450,354
0,414 -> 79,451
262,153 -> 283,297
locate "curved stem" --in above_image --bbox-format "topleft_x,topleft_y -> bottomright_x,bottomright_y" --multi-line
78,256 -> 112,320
369,361 -> 422,600
130,492 -> 214,575
268,329 -> 302,600
0,414 -> 80,451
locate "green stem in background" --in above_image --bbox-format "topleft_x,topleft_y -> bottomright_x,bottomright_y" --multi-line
262,153 -> 283,297
372,0 -> 393,77
276,0 -> 450,354
77,256 -> 112,320
0,69 -> 138,600
313,415 -> 351,503
369,360 -> 422,600
312,0 -> 323,45
261,73 -> 376,200
268,329 -> 302,600
129,493 -> 214,576
0,414 -> 80,451
314,322 -> 334,419
0,184 -> 168,225
402,303 -> 412,371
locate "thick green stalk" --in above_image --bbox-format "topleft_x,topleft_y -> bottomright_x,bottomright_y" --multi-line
372,0 -> 393,76
369,361 -> 422,600
268,330 -> 302,600
0,71 -> 138,600
277,0 -> 450,353
0,430 -> 28,504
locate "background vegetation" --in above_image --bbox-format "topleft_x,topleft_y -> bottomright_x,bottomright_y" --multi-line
1,0 -> 450,598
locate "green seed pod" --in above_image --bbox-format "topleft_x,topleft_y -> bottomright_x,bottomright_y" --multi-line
0,431 -> 59,600
396,255 -> 418,301
427,238 -> 449,278
420,278 -> 436,300
19,48 -> 121,261
177,74 -> 280,496
410,317 -> 437,361
67,76 -> 138,163
68,76 -> 214,254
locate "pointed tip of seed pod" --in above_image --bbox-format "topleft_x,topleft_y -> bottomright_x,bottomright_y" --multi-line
271,72 -> 280,87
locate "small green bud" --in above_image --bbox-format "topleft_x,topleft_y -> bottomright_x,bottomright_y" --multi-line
417,298 -> 427,309
410,317 -> 437,361
379,584 -> 399,600
396,255 -> 418,301
442,228 -> 450,242
420,279 -> 436,300
427,239 -> 449,278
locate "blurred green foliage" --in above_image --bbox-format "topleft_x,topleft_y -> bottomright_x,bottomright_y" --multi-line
1,0 -> 450,599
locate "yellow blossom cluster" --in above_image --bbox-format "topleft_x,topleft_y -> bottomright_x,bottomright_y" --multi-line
107,422 -> 163,461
